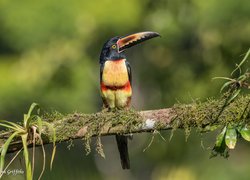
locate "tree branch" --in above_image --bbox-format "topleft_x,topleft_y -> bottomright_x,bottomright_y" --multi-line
1,94 -> 249,154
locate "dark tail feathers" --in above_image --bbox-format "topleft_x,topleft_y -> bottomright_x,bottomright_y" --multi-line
115,135 -> 130,169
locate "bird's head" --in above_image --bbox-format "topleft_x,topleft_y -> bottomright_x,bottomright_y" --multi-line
99,31 -> 160,64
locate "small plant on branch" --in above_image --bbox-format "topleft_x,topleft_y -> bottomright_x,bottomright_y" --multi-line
211,48 -> 250,158
0,103 -> 56,180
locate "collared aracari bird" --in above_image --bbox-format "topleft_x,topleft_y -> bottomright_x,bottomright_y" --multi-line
99,31 -> 160,169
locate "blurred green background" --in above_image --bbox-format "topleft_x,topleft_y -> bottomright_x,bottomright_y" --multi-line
0,0 -> 250,179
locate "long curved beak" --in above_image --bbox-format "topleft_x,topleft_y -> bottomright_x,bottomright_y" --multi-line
117,31 -> 160,52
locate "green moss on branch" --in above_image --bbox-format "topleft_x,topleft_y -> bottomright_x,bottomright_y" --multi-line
0,94 -> 249,154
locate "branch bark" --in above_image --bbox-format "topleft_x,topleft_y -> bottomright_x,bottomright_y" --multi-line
0,94 -> 249,153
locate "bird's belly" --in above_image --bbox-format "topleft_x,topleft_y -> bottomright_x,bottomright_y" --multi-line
115,88 -> 132,108
101,85 -> 132,108
102,59 -> 129,87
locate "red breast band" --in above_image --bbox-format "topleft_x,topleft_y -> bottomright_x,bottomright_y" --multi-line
101,81 -> 131,91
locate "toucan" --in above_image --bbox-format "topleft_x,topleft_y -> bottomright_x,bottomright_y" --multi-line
99,31 -> 160,169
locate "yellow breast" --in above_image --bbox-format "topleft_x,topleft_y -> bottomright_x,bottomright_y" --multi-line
102,59 -> 129,87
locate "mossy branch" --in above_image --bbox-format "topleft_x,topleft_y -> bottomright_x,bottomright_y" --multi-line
1,94 -> 249,154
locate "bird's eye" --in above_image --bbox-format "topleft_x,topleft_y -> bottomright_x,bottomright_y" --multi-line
111,44 -> 117,49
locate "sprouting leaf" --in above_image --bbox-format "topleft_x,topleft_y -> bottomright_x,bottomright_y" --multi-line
212,77 -> 234,81
238,73 -> 248,81
239,126 -> 250,141
231,48 -> 250,76
27,103 -> 39,119
0,122 -> 17,131
220,81 -> 235,92
210,126 -> 229,158
0,131 -> 19,172
24,103 -> 40,129
225,127 -> 237,149
215,126 -> 227,147
0,120 -> 23,132
0,103 -> 51,180
210,145 -> 229,159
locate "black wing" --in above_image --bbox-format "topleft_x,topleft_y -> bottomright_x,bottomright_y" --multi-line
125,61 -> 132,85
100,63 -> 104,83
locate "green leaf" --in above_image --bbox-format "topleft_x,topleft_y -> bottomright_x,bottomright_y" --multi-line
220,81 -> 234,92
24,103 -> 40,128
231,48 -> 250,75
27,103 -> 39,119
215,126 -> 227,147
21,134 -> 32,180
240,126 -> 250,141
0,120 -> 22,129
0,131 -> 19,172
0,120 -> 24,132
212,77 -> 234,81
238,73 -> 248,81
225,127 -> 237,149
210,126 -> 229,159
0,122 -> 18,131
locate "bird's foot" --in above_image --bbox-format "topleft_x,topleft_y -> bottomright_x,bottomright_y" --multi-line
101,107 -> 110,112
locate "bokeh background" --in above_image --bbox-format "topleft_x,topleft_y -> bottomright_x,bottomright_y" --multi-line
0,0 -> 250,179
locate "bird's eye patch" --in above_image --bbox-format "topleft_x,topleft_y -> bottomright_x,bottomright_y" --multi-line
111,44 -> 117,49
